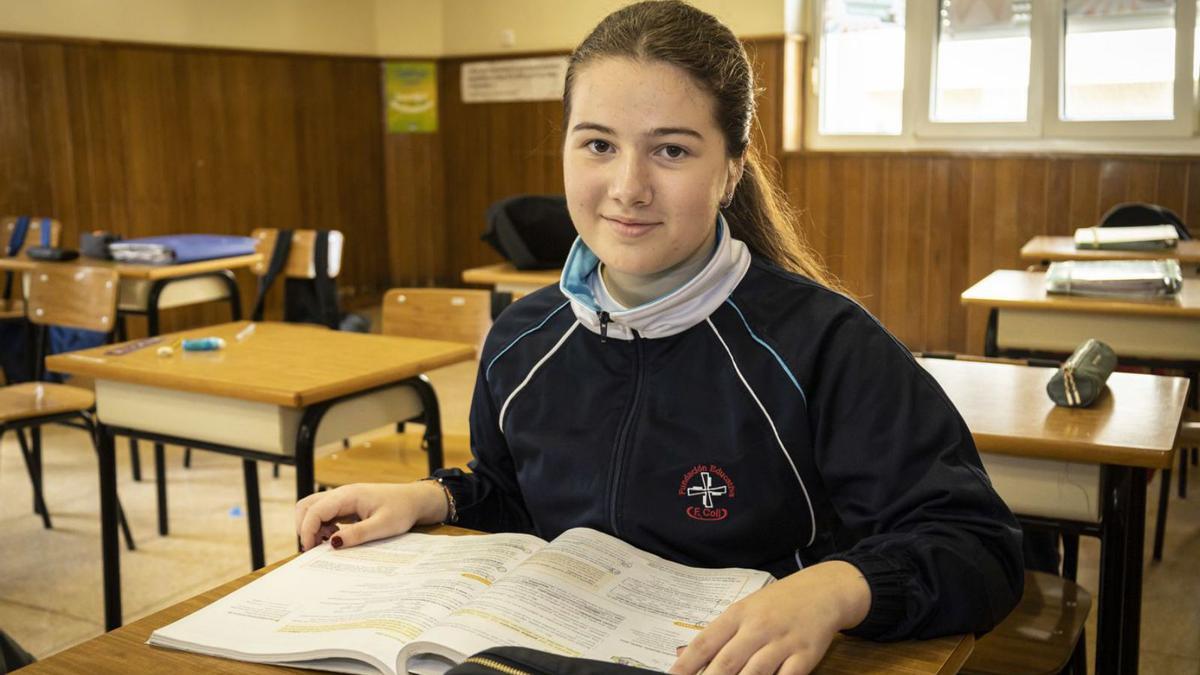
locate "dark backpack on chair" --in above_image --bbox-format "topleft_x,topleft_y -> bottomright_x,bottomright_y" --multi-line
1098,202 -> 1191,239
250,229 -> 368,332
481,195 -> 576,270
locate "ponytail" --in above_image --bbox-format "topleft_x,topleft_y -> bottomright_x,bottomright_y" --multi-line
724,147 -> 842,291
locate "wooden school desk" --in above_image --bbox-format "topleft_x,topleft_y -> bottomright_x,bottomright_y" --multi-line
21,524 -> 974,675
461,262 -> 560,295
1020,235 -> 1200,267
918,357 -> 1189,675
0,253 -> 260,334
45,321 -> 475,632
961,269 -> 1200,368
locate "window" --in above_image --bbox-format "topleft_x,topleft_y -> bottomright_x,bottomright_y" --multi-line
804,0 -> 1200,150
1062,0 -> 1176,121
932,0 -> 1032,123
817,0 -> 907,134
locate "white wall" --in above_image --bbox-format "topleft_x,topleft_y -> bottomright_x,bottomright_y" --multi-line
0,0 -> 443,56
0,0 -> 781,56
440,0 -> 783,55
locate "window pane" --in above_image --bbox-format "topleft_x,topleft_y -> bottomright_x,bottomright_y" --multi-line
819,0 -> 906,135
932,0 -> 1031,122
1062,0 -> 1176,121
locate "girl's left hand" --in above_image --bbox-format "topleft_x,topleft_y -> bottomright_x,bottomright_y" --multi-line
668,560 -> 871,675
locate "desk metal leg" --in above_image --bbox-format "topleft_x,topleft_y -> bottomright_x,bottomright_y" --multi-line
97,423 -> 122,631
1095,466 -> 1146,675
154,444 -> 168,535
128,438 -> 142,482
242,460 -> 264,570
410,375 -> 445,474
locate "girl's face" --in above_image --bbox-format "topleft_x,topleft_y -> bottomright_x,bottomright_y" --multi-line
563,58 -> 742,279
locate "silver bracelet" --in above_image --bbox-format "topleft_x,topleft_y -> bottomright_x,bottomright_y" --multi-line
425,477 -> 458,524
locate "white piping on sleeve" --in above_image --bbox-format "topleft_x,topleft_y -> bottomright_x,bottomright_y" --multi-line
499,321 -> 581,434
706,318 -> 817,547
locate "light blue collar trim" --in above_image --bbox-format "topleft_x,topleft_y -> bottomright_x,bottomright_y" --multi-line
559,217 -> 726,313
558,216 -> 750,340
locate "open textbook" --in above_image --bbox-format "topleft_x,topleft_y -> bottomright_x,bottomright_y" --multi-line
148,528 -> 774,675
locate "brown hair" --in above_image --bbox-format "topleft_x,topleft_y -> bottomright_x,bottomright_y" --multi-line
563,0 -> 838,288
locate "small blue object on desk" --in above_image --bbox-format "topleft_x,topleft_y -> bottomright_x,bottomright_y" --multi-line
182,337 -> 226,351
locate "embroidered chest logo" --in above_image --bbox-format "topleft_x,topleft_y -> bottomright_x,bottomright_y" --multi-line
678,464 -> 736,521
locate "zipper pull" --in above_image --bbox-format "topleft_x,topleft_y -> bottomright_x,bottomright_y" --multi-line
598,310 -> 610,343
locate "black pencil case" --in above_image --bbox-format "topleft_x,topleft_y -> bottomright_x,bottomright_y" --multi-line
1046,339 -> 1117,408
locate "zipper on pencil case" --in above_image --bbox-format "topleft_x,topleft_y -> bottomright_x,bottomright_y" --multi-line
461,655 -> 535,675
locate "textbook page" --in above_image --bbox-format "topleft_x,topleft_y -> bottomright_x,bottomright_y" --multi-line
149,532 -> 545,675
399,528 -> 774,674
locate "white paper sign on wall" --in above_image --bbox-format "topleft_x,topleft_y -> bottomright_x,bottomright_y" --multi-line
461,56 -> 570,103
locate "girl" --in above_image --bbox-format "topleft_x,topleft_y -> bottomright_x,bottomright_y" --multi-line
296,2 -> 1023,673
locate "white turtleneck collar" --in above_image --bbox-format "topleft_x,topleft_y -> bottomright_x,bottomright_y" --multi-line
558,215 -> 751,340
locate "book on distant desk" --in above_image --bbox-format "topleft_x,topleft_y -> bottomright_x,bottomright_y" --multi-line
148,528 -> 773,675
1073,225 -> 1179,251
109,234 -> 257,264
1045,259 -> 1183,298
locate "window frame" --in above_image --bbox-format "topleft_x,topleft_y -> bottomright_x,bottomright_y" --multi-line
911,0 -> 1044,139
1043,0 -> 1196,138
802,0 -> 1199,151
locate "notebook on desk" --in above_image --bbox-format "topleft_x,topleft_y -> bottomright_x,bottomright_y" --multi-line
1073,225 -> 1179,251
1045,259 -> 1183,298
109,234 -> 257,264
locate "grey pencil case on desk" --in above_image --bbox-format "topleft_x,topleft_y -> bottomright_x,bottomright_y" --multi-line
1045,259 -> 1183,298
1046,339 -> 1117,408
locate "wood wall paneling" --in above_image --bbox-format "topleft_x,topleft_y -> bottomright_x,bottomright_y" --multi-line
0,36 -> 387,336
6,34 -> 1200,354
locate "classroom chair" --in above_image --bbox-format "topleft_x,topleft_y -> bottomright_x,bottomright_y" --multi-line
1097,201 -> 1191,240
0,263 -> 134,550
314,288 -> 487,489
962,571 -> 1092,675
1,217 -> 62,323
1154,405 -> 1199,561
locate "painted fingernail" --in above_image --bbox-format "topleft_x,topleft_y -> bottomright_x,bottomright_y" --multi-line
331,535 -> 343,549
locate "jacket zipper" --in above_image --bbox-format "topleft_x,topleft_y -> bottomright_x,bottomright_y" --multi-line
598,310 -> 611,342
461,655 -> 533,675
607,329 -> 643,537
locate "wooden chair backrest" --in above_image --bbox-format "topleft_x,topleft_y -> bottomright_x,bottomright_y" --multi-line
382,288 -> 492,353
250,228 -> 344,279
27,263 -> 120,332
2,217 -> 63,255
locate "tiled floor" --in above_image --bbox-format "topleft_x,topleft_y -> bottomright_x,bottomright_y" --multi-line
1,360 -> 1198,673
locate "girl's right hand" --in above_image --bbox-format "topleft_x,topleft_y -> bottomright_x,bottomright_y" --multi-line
294,481 -> 449,551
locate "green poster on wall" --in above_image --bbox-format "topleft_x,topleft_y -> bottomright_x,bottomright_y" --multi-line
384,61 -> 438,133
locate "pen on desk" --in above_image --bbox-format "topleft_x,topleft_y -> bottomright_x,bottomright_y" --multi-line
235,323 -> 256,342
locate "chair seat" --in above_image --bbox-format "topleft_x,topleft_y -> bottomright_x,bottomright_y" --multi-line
315,431 -> 472,488
0,382 -> 95,424
963,571 -> 1092,675
1180,408 -> 1200,445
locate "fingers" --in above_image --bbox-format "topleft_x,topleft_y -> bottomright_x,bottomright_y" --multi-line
297,488 -> 363,551
700,631 -> 767,675
778,653 -> 820,675
737,646 -> 793,675
668,616 -> 738,674
330,514 -> 398,549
